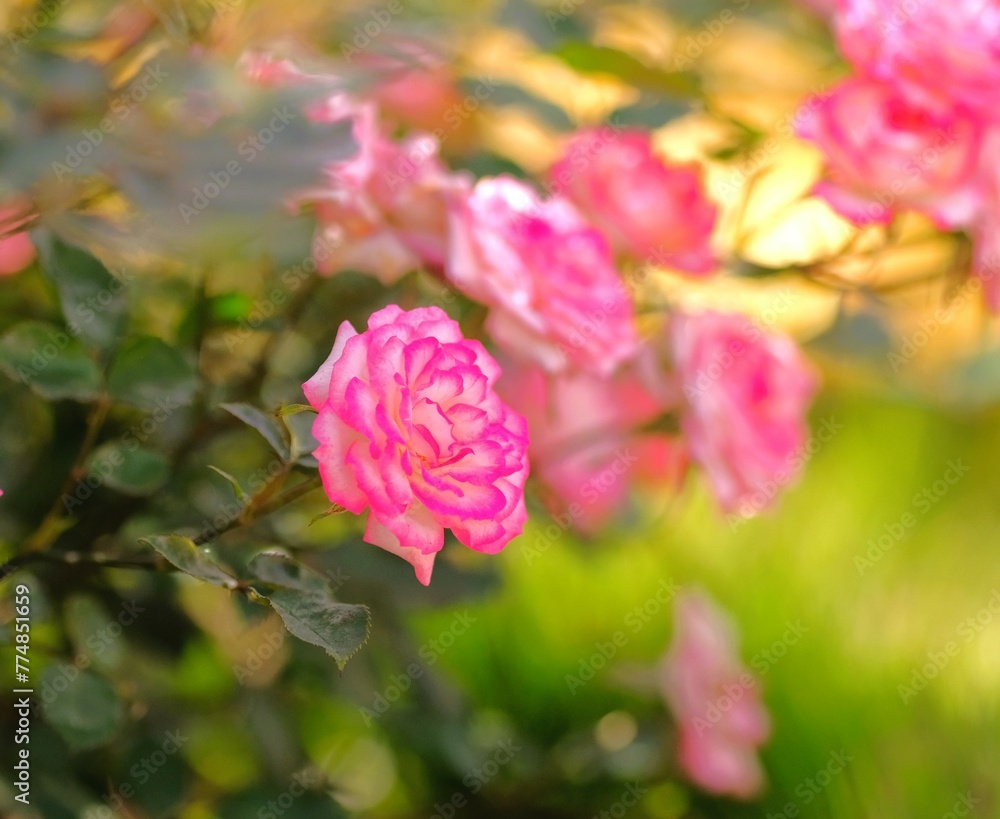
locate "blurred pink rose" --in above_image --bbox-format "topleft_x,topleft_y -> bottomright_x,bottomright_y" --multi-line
357,41 -> 465,136
302,305 -> 529,585
661,590 -> 770,800
972,150 -> 1000,312
243,51 -> 466,284
447,175 -> 639,374
550,128 -> 718,274
0,203 -> 36,276
496,361 -> 687,532
306,126 -> 469,284
671,311 -> 817,516
797,77 -> 985,227
834,0 -> 1000,120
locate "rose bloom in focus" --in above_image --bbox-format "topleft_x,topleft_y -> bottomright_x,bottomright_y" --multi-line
447,175 -> 638,375
550,128 -> 718,274
797,76 -> 985,228
661,589 -> 771,799
671,311 -> 817,516
497,362 -> 687,532
303,305 -> 529,585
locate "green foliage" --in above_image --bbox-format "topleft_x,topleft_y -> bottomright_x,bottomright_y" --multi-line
40,665 -> 125,750
0,320 -> 103,400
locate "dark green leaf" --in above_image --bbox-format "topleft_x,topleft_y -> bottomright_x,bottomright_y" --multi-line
264,588 -> 369,671
85,441 -> 170,496
220,402 -> 291,460
36,234 -> 128,351
41,666 -> 125,750
246,549 -> 326,592
108,336 -> 198,410
0,320 -> 102,401
139,534 -> 238,588
64,595 -> 124,672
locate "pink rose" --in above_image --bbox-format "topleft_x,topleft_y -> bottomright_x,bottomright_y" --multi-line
797,77 -> 985,228
243,52 -> 465,285
972,151 -> 1000,312
302,305 -> 529,585
671,311 -> 817,516
447,175 -> 639,374
0,202 -> 36,276
496,361 -> 687,532
834,0 -> 1000,120
307,128 -> 469,284
359,41 -> 465,136
661,590 -> 771,800
549,128 -> 718,274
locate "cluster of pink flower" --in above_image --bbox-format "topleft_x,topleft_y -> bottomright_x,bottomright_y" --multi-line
799,0 -> 1000,306
280,53 -> 818,584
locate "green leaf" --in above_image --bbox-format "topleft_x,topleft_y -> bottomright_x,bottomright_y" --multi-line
220,402 -> 291,460
246,549 -> 328,593
275,404 -> 315,417
264,589 -> 369,671
41,666 -> 125,750
207,465 -> 248,502
552,43 -> 701,96
108,337 -> 198,410
36,234 -> 128,351
245,550 -> 368,669
0,320 -> 102,401
85,441 -> 170,496
139,535 -> 238,588
64,595 -> 124,672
